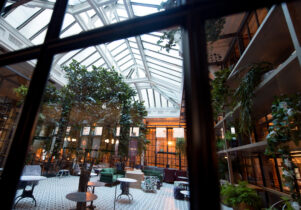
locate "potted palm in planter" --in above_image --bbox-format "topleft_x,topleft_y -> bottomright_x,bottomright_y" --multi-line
176,138 -> 186,170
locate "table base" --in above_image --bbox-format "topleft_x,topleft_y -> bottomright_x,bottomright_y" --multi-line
116,182 -> 133,201
14,184 -> 37,208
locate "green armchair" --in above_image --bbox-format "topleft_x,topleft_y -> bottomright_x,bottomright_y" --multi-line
99,168 -> 125,186
142,169 -> 164,183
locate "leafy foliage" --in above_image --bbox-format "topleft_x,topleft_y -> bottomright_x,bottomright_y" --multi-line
176,138 -> 185,154
221,181 -> 261,208
224,130 -> 236,141
211,68 -> 232,120
265,94 -> 301,201
216,137 -> 225,150
15,60 -> 148,160
265,94 -> 301,156
234,62 -> 273,135
157,1 -> 225,52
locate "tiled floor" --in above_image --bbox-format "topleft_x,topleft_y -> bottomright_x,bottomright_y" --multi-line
13,176 -> 190,210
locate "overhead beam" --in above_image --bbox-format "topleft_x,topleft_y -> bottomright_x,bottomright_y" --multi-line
74,14 -> 114,70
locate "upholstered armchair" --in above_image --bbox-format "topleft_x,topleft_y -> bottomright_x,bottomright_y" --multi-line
141,176 -> 158,192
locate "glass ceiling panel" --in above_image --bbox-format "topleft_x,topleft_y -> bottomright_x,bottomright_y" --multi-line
4,6 -> 40,28
154,90 -> 161,107
132,4 -> 159,16
120,60 -> 134,71
146,56 -> 182,71
144,50 -> 182,66
1,0 -> 184,116
81,52 -> 100,67
114,49 -> 130,61
150,68 -> 181,82
141,34 -> 180,50
20,9 -> 52,39
147,89 -> 155,107
143,42 -> 181,58
57,0 -> 180,38
92,58 -> 105,68
148,63 -> 182,77
117,54 -> 132,65
152,74 -> 181,86
60,23 -> 82,38
137,69 -> 146,78
62,14 -> 75,30
31,30 -> 47,45
141,89 -> 149,107
161,95 -> 167,108
111,43 -> 127,56
107,39 -> 124,51
57,49 -> 81,66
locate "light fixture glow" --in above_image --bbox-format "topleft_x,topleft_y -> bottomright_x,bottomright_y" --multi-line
230,127 -> 235,134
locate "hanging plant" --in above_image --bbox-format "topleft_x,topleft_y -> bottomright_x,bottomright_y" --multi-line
265,94 -> 301,202
157,1 -> 226,52
211,68 -> 232,120
234,62 -> 273,135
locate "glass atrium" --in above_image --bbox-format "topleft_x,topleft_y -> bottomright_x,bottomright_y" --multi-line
0,0 -> 301,209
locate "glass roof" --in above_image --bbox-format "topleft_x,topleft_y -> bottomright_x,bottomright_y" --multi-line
1,0 -> 183,118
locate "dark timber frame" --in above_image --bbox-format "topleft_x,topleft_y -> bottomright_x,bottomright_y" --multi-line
0,0 -> 292,209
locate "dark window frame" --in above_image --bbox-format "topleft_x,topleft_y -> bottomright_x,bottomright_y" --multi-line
0,0 -> 290,209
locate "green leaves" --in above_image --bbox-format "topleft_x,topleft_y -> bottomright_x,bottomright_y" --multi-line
157,0 -> 225,52
176,138 -> 185,154
221,181 -> 261,208
211,68 -> 232,120
234,62 -> 273,135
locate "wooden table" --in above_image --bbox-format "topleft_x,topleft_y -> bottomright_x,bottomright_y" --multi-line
14,176 -> 47,208
66,192 -> 97,210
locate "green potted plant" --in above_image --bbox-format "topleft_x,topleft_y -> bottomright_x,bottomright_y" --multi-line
221,181 -> 261,210
176,138 -> 186,170
234,62 -> 273,136
157,0 -> 225,54
211,68 -> 233,121
265,94 -> 301,207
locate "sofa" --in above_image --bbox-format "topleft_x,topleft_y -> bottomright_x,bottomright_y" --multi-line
175,170 -> 188,181
164,168 -> 188,183
164,168 -> 177,183
99,168 -> 125,186
142,166 -> 164,183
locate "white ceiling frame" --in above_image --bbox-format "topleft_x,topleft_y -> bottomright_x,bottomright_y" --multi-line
110,3 -> 143,102
17,0 -> 117,15
122,0 -> 179,108
73,14 -> 115,71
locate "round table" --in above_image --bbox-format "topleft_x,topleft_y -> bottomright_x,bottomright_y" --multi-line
178,176 -> 189,180
114,177 -> 137,209
66,192 -> 97,210
116,178 -> 137,201
180,190 -> 190,196
87,182 -> 104,209
14,176 -> 47,208
177,181 -> 189,190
